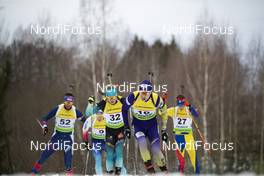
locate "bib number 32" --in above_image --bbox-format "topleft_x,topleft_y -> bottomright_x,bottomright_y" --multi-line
109,114 -> 121,121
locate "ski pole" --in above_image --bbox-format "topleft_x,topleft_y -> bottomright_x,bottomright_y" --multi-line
148,71 -> 153,83
84,149 -> 90,175
161,91 -> 169,164
191,116 -> 212,155
84,131 -> 92,175
36,119 -> 44,129
107,73 -> 113,85
69,84 -> 74,93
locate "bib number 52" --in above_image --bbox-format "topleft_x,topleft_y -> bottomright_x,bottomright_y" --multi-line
60,119 -> 70,125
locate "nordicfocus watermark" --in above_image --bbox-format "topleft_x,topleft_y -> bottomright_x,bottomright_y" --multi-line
162,141 -> 234,151
30,24 -> 102,36
30,140 -> 234,152
162,24 -> 234,36
30,140 -> 103,151
96,82 -> 168,93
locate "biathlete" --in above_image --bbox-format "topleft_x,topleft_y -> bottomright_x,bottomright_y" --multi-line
122,80 -> 168,173
97,87 -> 127,175
167,95 -> 200,174
31,93 -> 86,174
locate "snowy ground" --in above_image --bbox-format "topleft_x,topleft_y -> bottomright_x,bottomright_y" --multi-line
7,172 -> 261,176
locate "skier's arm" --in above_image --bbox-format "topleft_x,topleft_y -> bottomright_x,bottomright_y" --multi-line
157,96 -> 169,142
185,100 -> 199,118
189,105 -> 199,118
119,96 -> 125,104
85,104 -> 94,117
122,93 -> 135,128
41,106 -> 59,127
167,107 -> 175,118
82,116 -> 92,142
156,96 -> 168,130
96,100 -> 106,111
84,105 -> 89,117
76,109 -> 86,123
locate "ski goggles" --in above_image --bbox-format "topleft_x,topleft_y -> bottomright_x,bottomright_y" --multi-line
64,96 -> 74,102
139,84 -> 152,92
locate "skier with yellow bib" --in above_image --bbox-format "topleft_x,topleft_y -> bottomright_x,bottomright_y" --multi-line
97,87 -> 126,174
122,80 -> 168,173
31,93 -> 86,174
82,109 -> 106,174
167,94 -> 200,174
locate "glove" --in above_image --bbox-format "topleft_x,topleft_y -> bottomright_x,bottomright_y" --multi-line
124,127 -> 131,139
161,129 -> 168,142
43,126 -> 48,136
88,96 -> 95,104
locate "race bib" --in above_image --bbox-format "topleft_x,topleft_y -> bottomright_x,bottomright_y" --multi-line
132,109 -> 156,120
55,117 -> 75,132
92,128 -> 105,139
174,117 -> 192,129
104,112 -> 124,128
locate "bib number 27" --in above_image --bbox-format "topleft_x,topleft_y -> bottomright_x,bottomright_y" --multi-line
177,118 -> 186,125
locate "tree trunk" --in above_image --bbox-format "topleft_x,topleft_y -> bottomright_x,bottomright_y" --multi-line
233,78 -> 238,172
219,55 -> 227,173
202,52 -> 209,172
101,0 -> 106,83
91,59 -> 98,101
260,84 -> 264,172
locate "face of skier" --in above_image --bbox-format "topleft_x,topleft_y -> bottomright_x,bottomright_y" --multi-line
107,96 -> 117,105
64,95 -> 74,110
177,98 -> 185,108
97,114 -> 104,121
140,91 -> 151,101
64,101 -> 73,110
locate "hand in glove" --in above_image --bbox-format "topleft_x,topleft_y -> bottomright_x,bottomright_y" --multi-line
43,126 -> 48,136
88,96 -> 95,104
161,129 -> 168,142
124,127 -> 131,139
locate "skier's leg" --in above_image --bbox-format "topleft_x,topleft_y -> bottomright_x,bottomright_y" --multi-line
175,134 -> 186,173
31,133 -> 58,173
106,144 -> 115,173
106,128 -> 115,173
148,125 -> 167,172
63,134 -> 73,174
114,130 -> 125,174
134,126 -> 154,173
92,146 -> 103,174
121,166 -> 127,175
115,140 -> 124,174
185,133 -> 200,174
